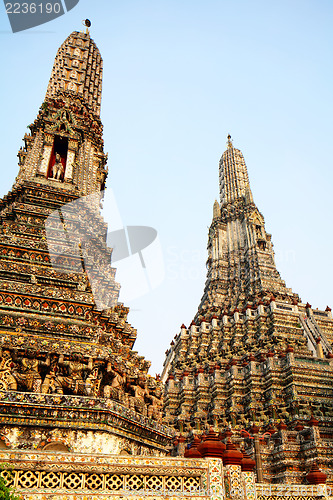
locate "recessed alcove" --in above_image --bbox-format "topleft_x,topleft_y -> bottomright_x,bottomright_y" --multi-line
43,441 -> 70,452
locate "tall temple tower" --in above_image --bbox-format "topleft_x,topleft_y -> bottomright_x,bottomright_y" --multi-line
0,28 -> 172,455
199,134 -> 297,313
163,136 -> 333,484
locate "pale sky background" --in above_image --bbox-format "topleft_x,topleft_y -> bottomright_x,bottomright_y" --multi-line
0,0 -> 333,375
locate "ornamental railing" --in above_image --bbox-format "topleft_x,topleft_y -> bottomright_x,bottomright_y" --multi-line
0,451 -> 211,500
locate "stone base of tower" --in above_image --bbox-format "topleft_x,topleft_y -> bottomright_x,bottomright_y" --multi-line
163,302 -> 333,485
0,391 -> 173,455
0,175 -> 171,456
249,419 -> 332,485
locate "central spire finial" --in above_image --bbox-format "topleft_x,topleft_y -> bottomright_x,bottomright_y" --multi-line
227,134 -> 233,148
82,19 -> 91,35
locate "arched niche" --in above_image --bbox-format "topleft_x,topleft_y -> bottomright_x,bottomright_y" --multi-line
43,441 -> 69,452
119,449 -> 131,456
0,440 -> 9,450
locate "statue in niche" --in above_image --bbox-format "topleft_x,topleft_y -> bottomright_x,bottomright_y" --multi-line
77,276 -> 87,291
147,385 -> 163,422
85,366 -> 102,397
238,411 -> 249,427
103,360 -> 127,404
129,375 -> 149,415
30,274 -> 38,284
41,354 -> 62,394
52,153 -> 64,180
96,167 -> 107,190
257,407 -> 269,425
229,410 -> 237,427
0,349 -> 17,391
278,405 -> 290,421
290,400 -> 301,417
248,405 -> 257,422
268,404 -> 279,420
12,350 -> 51,393
56,353 -> 93,395
255,224 -> 262,239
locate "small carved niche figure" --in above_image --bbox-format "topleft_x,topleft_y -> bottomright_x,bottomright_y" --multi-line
12,350 -> 50,393
52,153 -> 64,180
77,276 -> 87,291
268,404 -> 279,420
129,375 -> 149,416
41,354 -> 62,394
229,409 -> 237,427
30,274 -> 38,284
278,405 -> 290,421
103,360 -> 127,404
0,349 -> 17,391
238,411 -> 249,427
85,365 -> 102,397
147,385 -> 163,422
96,165 -> 108,190
257,407 -> 269,425
56,353 -> 93,395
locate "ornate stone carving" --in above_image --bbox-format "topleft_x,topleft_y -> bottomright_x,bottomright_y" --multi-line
56,353 -> 93,395
12,350 -> 50,393
0,349 -> 17,391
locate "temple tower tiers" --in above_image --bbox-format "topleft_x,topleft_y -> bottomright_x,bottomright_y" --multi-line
200,134 -> 296,315
16,31 -> 107,198
163,136 -> 333,484
0,29 -> 171,456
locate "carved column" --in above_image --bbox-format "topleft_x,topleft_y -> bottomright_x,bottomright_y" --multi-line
241,451 -> 257,500
64,139 -> 78,182
223,440 -> 244,500
208,458 -> 225,500
38,134 -> 53,176
251,424 -> 263,483
315,338 -> 324,359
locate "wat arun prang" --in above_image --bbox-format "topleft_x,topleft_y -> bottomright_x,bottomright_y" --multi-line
0,28 -> 171,456
163,135 -> 333,483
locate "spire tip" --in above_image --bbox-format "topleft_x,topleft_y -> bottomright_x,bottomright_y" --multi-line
82,19 -> 91,35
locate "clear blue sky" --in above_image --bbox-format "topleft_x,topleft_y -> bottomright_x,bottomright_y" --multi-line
1,0 -> 333,374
